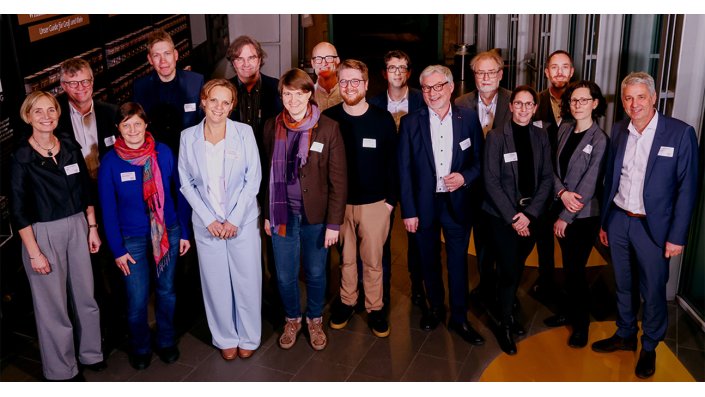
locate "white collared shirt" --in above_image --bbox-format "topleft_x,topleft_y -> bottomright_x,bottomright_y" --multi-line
387,87 -> 409,129
69,101 -> 100,179
613,112 -> 659,215
314,82 -> 342,111
477,93 -> 498,135
429,106 -> 454,192
205,139 -> 227,219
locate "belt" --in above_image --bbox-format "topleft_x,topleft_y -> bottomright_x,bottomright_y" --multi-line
624,209 -> 646,218
518,197 -> 532,208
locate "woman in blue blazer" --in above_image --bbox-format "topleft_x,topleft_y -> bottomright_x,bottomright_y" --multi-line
483,85 -> 554,355
543,81 -> 608,348
178,79 -> 262,361
98,102 -> 191,370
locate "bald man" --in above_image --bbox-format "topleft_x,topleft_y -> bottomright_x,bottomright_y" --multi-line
311,42 -> 342,111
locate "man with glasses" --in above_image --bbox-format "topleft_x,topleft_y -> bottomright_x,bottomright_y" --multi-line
133,29 -> 204,155
369,50 -> 425,308
454,50 -> 512,308
533,50 -> 575,302
57,57 -> 121,361
311,42 -> 342,111
323,59 -> 397,338
398,65 -> 485,346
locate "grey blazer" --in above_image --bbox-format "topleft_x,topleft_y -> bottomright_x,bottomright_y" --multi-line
554,121 -> 609,223
482,120 -> 554,224
454,87 -> 512,135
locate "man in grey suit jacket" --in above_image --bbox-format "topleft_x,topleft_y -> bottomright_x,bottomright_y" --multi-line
593,72 -> 699,379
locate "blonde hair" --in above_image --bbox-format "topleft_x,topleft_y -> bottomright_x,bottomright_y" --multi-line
20,91 -> 60,124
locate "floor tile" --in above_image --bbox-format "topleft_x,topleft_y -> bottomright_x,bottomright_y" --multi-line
291,357 -> 354,381
400,353 -> 464,381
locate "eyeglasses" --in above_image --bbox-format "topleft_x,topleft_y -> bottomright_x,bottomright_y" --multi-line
62,79 -> 93,88
339,79 -> 365,88
474,69 -> 500,78
386,65 -> 409,74
233,55 -> 259,66
512,101 -> 536,110
570,97 -> 594,107
281,91 -> 308,100
421,81 -> 449,93
311,55 -> 339,64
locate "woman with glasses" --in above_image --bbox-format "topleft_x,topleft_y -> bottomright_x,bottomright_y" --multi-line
10,91 -> 104,380
482,85 -> 554,355
262,68 -> 347,351
99,102 -> 191,369
179,79 -> 263,361
542,81 -> 608,348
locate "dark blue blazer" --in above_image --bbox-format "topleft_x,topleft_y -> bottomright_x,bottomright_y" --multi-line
398,105 -> 484,227
368,87 -> 425,114
601,113 -> 699,247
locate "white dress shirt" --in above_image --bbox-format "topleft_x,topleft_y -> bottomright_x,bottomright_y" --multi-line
69,101 -> 100,179
205,139 -> 227,219
613,112 -> 659,215
387,87 -> 409,129
429,106 -> 454,192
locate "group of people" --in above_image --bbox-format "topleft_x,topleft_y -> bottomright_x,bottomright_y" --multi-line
9,28 -> 698,382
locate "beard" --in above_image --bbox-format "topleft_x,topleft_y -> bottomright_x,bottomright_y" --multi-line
342,90 -> 365,106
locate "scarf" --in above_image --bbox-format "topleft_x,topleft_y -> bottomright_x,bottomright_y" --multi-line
269,103 -> 320,236
114,131 -> 170,276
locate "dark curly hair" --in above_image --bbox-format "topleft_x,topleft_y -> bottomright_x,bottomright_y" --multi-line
559,80 -> 607,121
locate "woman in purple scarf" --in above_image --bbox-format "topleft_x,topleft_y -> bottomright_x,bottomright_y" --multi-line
262,68 -> 347,351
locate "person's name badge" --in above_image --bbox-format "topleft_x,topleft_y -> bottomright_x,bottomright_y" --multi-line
310,141 -> 324,153
658,146 -> 674,157
583,144 -> 593,154
64,163 -> 80,175
184,103 -> 197,112
120,171 -> 136,182
504,152 -> 518,163
459,138 -> 471,151
104,135 -> 116,147
362,138 -> 377,148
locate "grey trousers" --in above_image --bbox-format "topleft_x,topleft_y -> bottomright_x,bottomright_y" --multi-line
21,212 -> 103,380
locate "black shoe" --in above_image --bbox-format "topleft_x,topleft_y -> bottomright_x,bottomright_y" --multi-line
81,360 -> 107,372
448,320 -> 485,345
329,299 -> 355,329
543,314 -> 568,328
495,324 -> 517,355
568,328 -> 589,348
368,309 -> 390,337
635,349 -> 656,379
420,307 -> 445,331
156,345 -> 180,364
508,316 -> 526,336
591,334 -> 637,353
128,352 -> 152,370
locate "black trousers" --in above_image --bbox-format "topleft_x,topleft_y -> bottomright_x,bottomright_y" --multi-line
488,213 -> 536,324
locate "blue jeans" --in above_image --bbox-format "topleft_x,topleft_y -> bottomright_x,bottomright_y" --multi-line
122,224 -> 180,354
271,214 -> 328,319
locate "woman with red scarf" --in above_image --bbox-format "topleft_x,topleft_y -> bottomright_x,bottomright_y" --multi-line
262,69 -> 347,351
98,102 -> 191,370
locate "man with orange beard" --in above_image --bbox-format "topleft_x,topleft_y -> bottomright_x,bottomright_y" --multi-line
311,42 -> 342,111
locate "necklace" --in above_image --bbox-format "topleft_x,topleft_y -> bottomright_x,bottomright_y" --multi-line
32,135 -> 57,157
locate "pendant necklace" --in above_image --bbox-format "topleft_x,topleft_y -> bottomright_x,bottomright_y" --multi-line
32,135 -> 57,157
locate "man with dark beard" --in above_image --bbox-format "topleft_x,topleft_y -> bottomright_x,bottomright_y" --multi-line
323,59 -> 398,338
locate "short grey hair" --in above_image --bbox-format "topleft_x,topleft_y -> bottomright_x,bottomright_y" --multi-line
419,65 -> 453,85
621,72 -> 656,96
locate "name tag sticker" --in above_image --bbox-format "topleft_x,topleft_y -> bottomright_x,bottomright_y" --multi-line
583,144 -> 593,154
120,172 -> 136,182
504,152 -> 518,163
532,120 -> 544,128
658,146 -> 674,157
104,135 -> 116,147
64,163 -> 80,175
459,138 -> 471,151
184,103 -> 197,112
225,149 -> 238,159
362,138 -> 377,148
310,141 -> 324,153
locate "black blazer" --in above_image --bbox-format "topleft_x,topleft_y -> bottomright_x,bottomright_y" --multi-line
535,89 -> 560,155
229,72 -> 284,140
368,87 -> 425,114
454,87 -> 512,134
56,97 -> 119,159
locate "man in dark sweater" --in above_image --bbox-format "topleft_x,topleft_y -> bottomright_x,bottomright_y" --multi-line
324,59 -> 398,338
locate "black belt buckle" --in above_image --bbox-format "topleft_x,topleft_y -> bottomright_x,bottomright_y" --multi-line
518,197 -> 532,208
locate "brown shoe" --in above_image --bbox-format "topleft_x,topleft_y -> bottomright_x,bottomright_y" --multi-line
306,317 -> 328,351
238,348 -> 255,359
279,317 -> 302,349
221,347 -> 238,360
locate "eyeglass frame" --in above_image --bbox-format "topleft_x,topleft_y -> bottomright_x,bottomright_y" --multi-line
386,65 -> 409,74
421,81 -> 450,93
569,97 -> 594,107
311,55 -> 339,64
338,79 -> 366,88
474,69 -> 501,79
61,79 -> 93,88
511,101 -> 536,110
